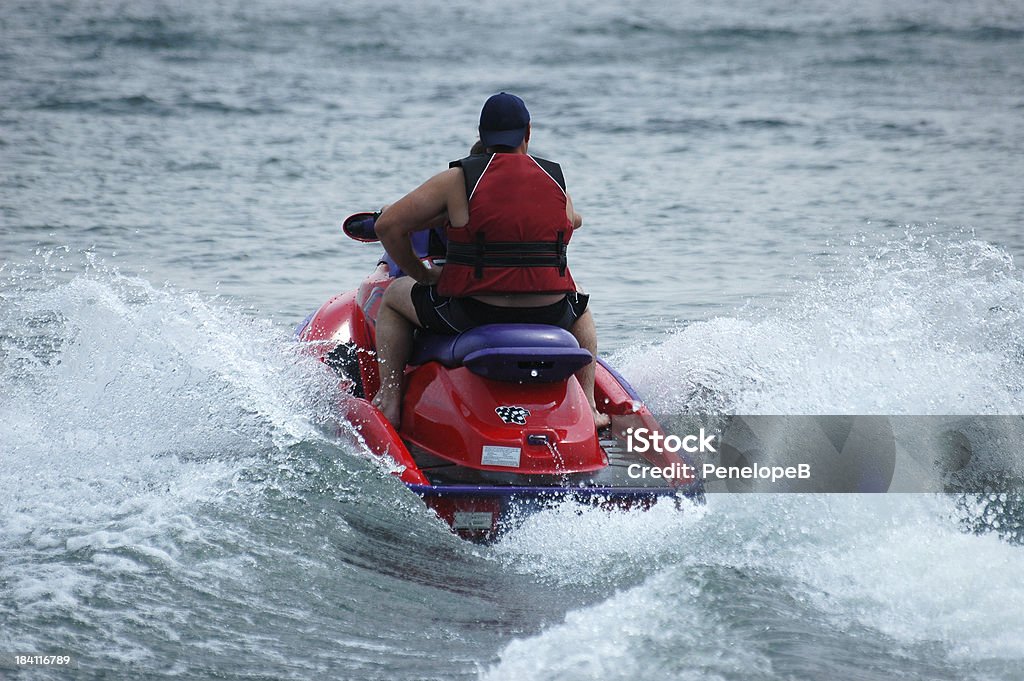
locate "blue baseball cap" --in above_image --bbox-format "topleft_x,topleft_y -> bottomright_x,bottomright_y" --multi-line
479,92 -> 530,148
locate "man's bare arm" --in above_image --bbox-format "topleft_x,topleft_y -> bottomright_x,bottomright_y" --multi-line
375,169 -> 460,283
566,193 -> 583,229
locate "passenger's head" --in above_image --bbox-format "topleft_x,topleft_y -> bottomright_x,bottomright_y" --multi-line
479,92 -> 530,151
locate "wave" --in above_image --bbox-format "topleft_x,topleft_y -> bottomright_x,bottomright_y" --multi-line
51,8 -> 407,62
33,94 -> 173,116
570,21 -> 800,41
31,94 -> 274,116
849,23 -> 1023,42
616,231 -> 1024,415
602,114 -> 943,142
58,16 -> 219,51
0,254 -> 345,573
569,17 -> 1023,44
486,495 -> 1024,680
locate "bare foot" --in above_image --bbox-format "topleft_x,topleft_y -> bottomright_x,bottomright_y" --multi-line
371,391 -> 402,429
592,406 -> 611,430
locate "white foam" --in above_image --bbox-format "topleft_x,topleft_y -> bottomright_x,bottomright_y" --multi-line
617,232 -> 1024,415
0,263 -> 344,612
487,495 -> 1024,678
493,498 -> 707,587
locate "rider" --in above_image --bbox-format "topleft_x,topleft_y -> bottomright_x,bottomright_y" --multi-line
371,92 -> 609,430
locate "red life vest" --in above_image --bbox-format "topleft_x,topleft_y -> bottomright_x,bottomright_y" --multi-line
436,153 -> 577,297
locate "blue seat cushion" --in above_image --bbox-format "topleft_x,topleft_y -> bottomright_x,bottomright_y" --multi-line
410,324 -> 593,383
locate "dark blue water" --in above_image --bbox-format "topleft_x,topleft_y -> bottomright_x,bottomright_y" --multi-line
3,1 -> 1024,679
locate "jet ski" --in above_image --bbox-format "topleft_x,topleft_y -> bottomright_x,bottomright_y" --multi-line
296,213 -> 702,540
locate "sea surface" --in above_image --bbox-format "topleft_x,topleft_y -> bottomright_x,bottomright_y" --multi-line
2,1 -> 1024,679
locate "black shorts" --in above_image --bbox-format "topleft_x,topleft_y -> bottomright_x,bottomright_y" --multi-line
410,285 -> 589,335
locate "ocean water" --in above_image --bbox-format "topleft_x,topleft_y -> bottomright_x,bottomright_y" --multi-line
2,1 -> 1024,679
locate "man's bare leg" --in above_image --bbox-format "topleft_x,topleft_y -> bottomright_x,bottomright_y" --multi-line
371,278 -> 419,428
570,309 -> 611,429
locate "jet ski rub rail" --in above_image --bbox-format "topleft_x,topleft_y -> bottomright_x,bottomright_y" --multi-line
405,483 -> 696,498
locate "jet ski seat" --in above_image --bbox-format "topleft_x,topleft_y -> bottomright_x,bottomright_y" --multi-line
410,324 -> 593,383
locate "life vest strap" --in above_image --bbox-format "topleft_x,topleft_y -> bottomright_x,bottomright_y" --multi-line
446,233 -> 568,278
